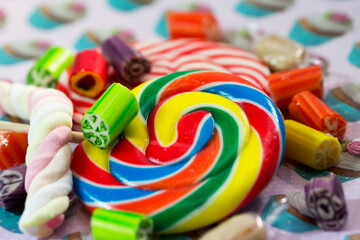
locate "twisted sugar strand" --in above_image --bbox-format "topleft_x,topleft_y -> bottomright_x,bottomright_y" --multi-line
0,81 -> 73,237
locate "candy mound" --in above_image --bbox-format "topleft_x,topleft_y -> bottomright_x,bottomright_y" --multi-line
58,38 -> 271,129
71,71 -> 285,233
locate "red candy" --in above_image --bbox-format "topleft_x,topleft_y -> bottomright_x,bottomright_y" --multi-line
69,49 -> 108,98
0,131 -> 28,170
167,11 -> 221,41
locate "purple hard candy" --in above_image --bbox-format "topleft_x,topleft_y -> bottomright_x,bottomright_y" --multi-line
102,34 -> 151,83
0,163 -> 27,210
304,173 -> 347,230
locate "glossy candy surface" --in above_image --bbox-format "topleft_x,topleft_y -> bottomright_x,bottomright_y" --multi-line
167,11 -> 221,41
285,120 -> 341,170
0,131 -> 28,170
58,39 -> 271,130
27,47 -> 73,88
69,49 -> 108,97
289,90 -> 347,140
82,83 -> 138,149
71,71 -> 285,233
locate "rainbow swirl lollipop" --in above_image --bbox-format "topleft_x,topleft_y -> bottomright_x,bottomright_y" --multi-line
71,71 -> 285,233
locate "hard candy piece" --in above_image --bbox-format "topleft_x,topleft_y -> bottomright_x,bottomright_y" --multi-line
200,213 -> 267,240
27,47 -> 74,88
0,163 -> 26,210
284,120 -> 341,170
304,173 -> 347,230
91,208 -> 153,240
289,90 -> 347,140
0,130 -> 28,170
254,35 -> 306,72
82,83 -> 138,149
69,49 -> 108,98
268,65 -> 323,110
167,11 -> 221,41
102,35 -> 151,84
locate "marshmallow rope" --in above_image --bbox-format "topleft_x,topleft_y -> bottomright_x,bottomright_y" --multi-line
71,71 -> 285,233
0,81 -> 73,237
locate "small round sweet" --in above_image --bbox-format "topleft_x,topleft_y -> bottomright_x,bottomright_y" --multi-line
71,71 -> 285,233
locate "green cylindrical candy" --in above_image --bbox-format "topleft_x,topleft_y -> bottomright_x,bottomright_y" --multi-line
82,83 -> 138,149
91,208 -> 153,240
27,47 -> 74,88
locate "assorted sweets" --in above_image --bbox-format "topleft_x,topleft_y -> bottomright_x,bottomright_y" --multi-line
71,71 -> 285,233
0,4 -> 357,239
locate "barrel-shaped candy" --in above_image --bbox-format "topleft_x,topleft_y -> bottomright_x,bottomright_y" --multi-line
27,47 -> 74,88
167,11 -> 221,41
91,208 -> 153,240
72,71 -> 285,233
289,90 -> 347,140
285,120 -> 341,170
102,35 -> 151,84
268,65 -> 323,110
82,83 -> 138,149
69,49 -> 108,98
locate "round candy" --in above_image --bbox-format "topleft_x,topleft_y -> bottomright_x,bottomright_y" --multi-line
58,39 -> 270,129
71,71 -> 285,233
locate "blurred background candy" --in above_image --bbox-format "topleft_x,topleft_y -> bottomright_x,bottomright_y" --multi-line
75,28 -> 135,51
235,0 -> 294,17
0,40 -> 51,65
348,42 -> 360,68
29,2 -> 86,29
289,11 -> 353,46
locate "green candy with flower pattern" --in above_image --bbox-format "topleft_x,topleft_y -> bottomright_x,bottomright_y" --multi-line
27,47 -> 73,88
82,83 -> 138,149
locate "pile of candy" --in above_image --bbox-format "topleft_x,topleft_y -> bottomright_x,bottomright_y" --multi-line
0,4 -> 355,240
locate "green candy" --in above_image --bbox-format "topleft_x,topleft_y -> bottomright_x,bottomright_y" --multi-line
82,83 -> 138,149
91,208 -> 153,240
27,47 -> 74,88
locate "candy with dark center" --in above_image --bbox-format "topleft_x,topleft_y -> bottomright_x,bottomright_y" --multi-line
304,173 -> 347,230
102,35 -> 151,84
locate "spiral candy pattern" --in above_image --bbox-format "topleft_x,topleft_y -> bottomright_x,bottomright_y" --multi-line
58,39 -> 270,130
71,71 -> 285,233
0,81 -> 73,237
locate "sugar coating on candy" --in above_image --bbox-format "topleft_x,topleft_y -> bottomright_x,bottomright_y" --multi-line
304,173 -> 347,230
71,71 -> 285,233
0,81 -> 74,237
0,163 -> 27,210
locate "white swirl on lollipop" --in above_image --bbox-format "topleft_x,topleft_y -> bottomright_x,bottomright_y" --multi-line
0,81 -> 73,237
